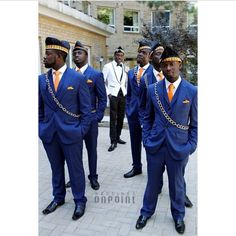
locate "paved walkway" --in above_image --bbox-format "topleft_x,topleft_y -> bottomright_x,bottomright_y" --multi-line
39,125 -> 197,236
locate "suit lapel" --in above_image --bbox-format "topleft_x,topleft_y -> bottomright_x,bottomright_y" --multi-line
44,70 -> 58,109
111,62 -> 121,84
162,80 -> 170,105
84,65 -> 92,80
48,69 -> 55,93
130,68 -> 138,88
151,72 -> 157,84
170,79 -> 184,107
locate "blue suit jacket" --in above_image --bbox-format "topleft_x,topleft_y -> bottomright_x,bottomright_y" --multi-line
126,64 -> 153,123
38,67 -> 92,144
142,78 -> 197,160
83,65 -> 107,122
139,70 -> 157,125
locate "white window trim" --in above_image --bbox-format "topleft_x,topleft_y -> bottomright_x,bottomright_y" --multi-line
87,3 -> 91,16
108,8 -> 115,28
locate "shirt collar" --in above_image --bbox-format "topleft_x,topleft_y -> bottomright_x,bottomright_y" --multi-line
52,64 -> 67,75
76,64 -> 88,74
113,60 -> 123,67
153,68 -> 160,76
165,75 -> 182,91
138,63 -> 150,71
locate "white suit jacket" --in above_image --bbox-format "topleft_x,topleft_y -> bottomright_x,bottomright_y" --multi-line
103,60 -> 129,97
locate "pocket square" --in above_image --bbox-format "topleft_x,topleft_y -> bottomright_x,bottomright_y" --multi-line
67,86 -> 74,90
87,79 -> 93,84
183,99 -> 190,104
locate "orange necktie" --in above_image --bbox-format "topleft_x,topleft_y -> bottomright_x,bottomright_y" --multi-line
77,68 -> 81,73
137,67 -> 144,84
168,84 -> 174,102
54,71 -> 61,92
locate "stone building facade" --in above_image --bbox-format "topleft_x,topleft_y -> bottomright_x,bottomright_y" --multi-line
39,0 -> 196,71
38,0 -> 114,73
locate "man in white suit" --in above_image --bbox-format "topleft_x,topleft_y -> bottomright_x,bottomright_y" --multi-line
103,46 -> 129,152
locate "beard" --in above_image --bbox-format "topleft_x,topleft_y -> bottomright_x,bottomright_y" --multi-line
44,60 -> 55,69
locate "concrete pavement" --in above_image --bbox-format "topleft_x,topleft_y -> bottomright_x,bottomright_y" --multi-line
39,124 -> 197,236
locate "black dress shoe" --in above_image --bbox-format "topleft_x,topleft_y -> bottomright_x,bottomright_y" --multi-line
136,215 -> 150,229
108,143 -> 117,152
42,201 -> 64,215
124,168 -> 142,178
175,220 -> 185,234
185,195 -> 193,208
72,204 -> 86,220
65,181 -> 71,188
90,179 -> 100,190
117,138 -> 126,144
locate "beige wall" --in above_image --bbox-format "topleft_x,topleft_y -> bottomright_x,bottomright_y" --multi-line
39,14 -> 108,72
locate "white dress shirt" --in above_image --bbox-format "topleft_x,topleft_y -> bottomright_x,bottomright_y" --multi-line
75,64 -> 88,74
138,63 -> 150,77
165,76 -> 182,96
52,64 -> 67,83
153,68 -> 163,82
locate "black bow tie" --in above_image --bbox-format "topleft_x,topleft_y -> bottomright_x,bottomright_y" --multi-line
117,63 -> 122,67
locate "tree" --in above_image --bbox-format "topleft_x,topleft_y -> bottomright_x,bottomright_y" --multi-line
138,1 -> 198,85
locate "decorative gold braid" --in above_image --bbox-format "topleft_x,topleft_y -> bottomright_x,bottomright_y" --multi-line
44,72 -> 80,118
46,45 -> 69,53
161,57 -> 181,62
154,83 -> 189,130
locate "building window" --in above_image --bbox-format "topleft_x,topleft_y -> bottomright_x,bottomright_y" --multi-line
97,7 -> 115,28
187,3 -> 197,31
82,1 -> 91,15
152,10 -> 171,28
58,1 -> 91,15
60,0 -> 70,7
123,10 -> 139,32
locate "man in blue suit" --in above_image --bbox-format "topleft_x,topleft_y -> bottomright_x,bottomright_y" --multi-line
65,41 -> 107,190
39,37 -> 91,221
139,41 -> 165,127
139,42 -> 193,208
124,39 -> 153,178
136,46 -> 197,234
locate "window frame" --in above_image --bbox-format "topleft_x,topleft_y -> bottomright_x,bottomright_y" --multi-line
97,7 -> 115,28
82,1 -> 91,15
123,9 -> 140,33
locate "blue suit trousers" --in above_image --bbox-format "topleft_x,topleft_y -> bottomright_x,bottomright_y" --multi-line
141,145 -> 188,221
127,119 -> 142,170
84,119 -> 99,181
43,133 -> 87,205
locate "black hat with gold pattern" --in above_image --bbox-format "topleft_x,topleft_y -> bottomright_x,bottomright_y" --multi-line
160,46 -> 182,63
73,41 -> 88,54
45,37 -> 70,54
